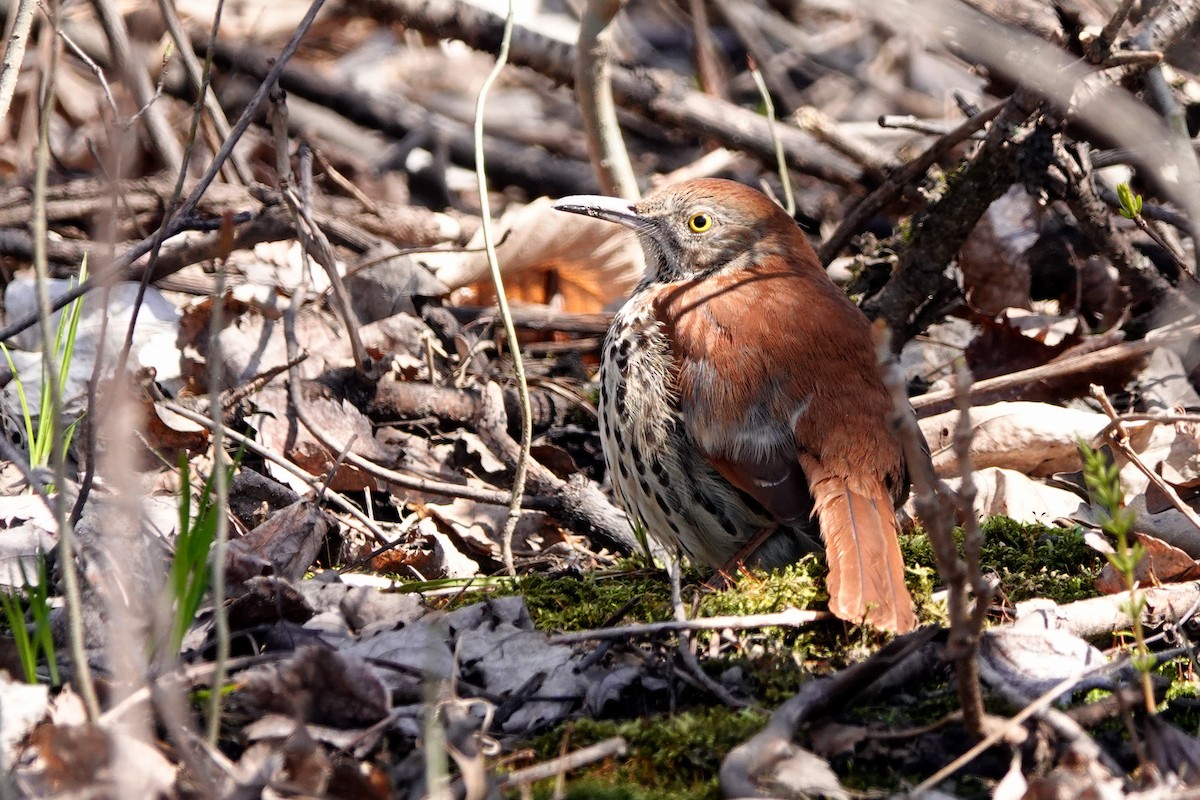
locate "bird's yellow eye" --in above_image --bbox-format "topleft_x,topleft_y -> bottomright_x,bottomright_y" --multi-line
687,212 -> 713,233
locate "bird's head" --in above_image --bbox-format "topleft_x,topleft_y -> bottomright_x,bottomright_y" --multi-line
554,178 -> 804,285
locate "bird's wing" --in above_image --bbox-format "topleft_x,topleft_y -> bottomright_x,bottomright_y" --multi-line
654,264 -> 817,523
656,260 -> 916,632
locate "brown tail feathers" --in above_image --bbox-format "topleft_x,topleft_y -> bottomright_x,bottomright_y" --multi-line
810,471 -> 916,632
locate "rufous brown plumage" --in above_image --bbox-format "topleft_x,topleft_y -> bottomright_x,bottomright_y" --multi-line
554,178 -> 918,632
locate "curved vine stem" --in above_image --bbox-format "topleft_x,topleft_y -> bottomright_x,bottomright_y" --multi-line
472,0 -> 529,576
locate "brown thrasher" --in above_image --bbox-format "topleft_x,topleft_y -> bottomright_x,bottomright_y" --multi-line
554,178 -> 918,632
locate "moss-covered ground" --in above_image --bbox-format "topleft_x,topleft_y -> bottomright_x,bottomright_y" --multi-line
482,517 -> 1118,797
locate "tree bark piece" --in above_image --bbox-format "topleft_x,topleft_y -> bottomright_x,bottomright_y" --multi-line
863,98 -> 1035,345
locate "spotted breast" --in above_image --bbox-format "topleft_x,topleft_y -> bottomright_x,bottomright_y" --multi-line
597,290 -> 812,568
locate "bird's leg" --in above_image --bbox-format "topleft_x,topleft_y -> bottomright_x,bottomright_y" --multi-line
668,548 -> 685,621
717,524 -> 783,575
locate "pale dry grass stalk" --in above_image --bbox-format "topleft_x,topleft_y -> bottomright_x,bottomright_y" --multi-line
748,58 -> 795,217
472,0 -> 531,577
32,0 -> 100,722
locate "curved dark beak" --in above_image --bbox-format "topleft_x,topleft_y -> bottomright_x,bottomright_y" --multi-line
552,195 -> 644,230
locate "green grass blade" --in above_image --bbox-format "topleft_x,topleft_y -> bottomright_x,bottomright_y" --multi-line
1,344 -> 37,465
0,590 -> 37,683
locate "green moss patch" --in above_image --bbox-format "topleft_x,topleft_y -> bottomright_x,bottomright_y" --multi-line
903,517 -> 1104,606
520,707 -> 767,800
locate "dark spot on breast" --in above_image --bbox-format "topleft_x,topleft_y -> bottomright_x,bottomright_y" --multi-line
654,490 -> 671,513
630,442 -> 644,469
667,518 -> 680,533
614,338 -> 631,370
618,459 -> 630,478
639,477 -> 652,495
650,460 -> 669,486
613,425 -> 625,448
615,384 -> 627,414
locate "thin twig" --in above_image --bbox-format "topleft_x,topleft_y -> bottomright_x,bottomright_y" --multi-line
33,0 -> 100,722
819,100 -> 1005,264
910,323 -> 1200,416
1090,0 -> 1138,62
89,0 -> 183,170
912,668 -> 1096,795
312,147 -> 379,213
877,115 -> 984,137
204,216 -> 232,746
876,324 -> 986,737
1090,386 -> 1200,533
548,607 -> 828,644
1126,205 -> 1199,285
74,0 -> 226,529
473,0 -> 531,576
0,0 -> 328,346
271,96 -> 370,375
666,558 -> 745,709
0,0 -> 36,126
794,104 -> 897,178
158,401 -> 392,547
0,437 -> 55,514
574,0 -> 638,199
156,0 -> 251,185
51,21 -> 120,118
1097,412 -> 1200,440
499,737 -> 628,787
948,360 -> 992,734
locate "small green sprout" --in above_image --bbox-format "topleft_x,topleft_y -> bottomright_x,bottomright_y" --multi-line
1117,182 -> 1143,220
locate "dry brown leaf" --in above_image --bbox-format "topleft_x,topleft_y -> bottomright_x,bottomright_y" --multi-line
404,517 -> 483,579
1135,347 -> 1200,411
244,713 -> 387,761
253,385 -> 397,493
1123,494 -> 1200,557
0,495 -> 57,588
920,401 -> 1105,477
228,501 -> 332,583
178,295 -> 343,389
16,712 -> 175,799
957,185 -> 1037,315
1094,532 -> 1200,594
235,645 -> 390,728
424,497 -> 561,564
0,674 -> 49,770
993,751 -> 1028,800
929,467 -> 1091,525
1122,419 -> 1200,502
966,307 -> 1083,380
978,627 -> 1107,699
1144,714 -> 1200,786
344,245 -> 449,324
808,721 -> 868,758
417,196 -> 644,312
